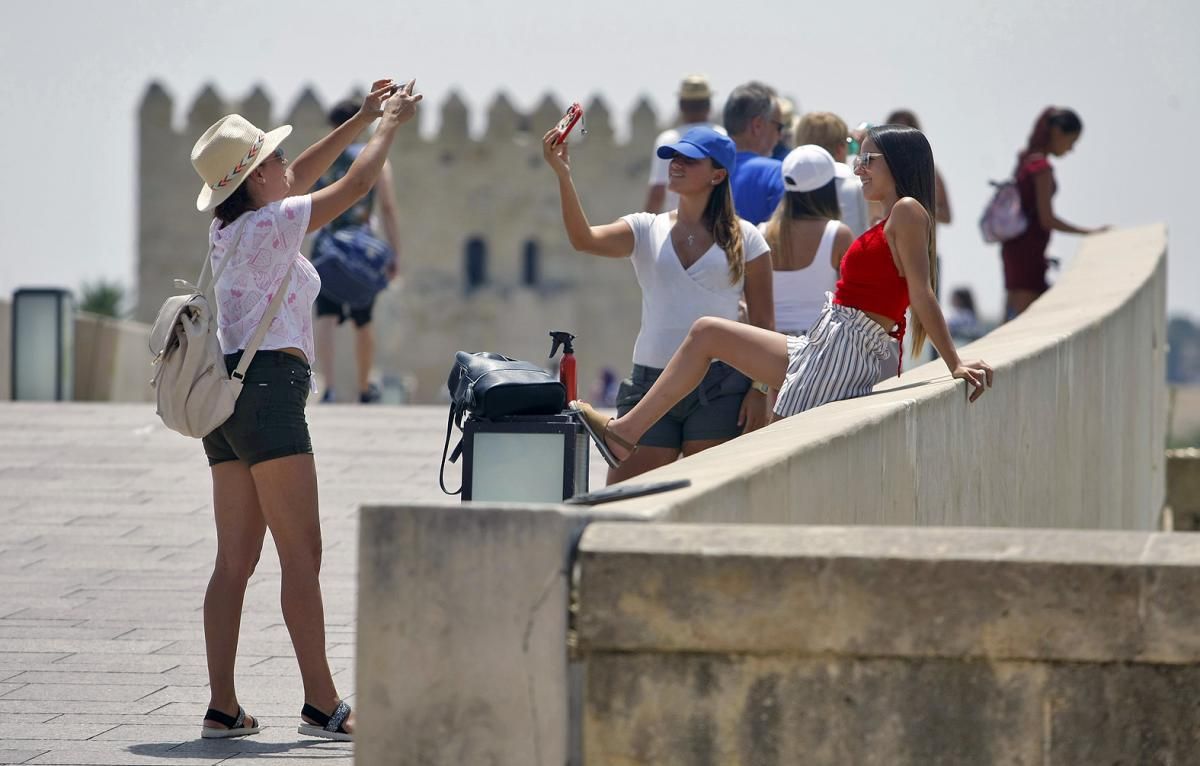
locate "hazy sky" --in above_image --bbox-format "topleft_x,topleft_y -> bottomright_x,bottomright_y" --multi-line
1,0 -> 1196,321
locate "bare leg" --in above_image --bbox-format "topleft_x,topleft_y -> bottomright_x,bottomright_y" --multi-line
204,461 -> 266,730
1006,289 -> 1040,319
249,453 -> 352,734
315,316 -> 337,397
607,318 -> 789,457
355,323 -> 374,395
606,446 -> 678,484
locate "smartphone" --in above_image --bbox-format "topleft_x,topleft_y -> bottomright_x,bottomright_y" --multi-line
552,102 -> 584,146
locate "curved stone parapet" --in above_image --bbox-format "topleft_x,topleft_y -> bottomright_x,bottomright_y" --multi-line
600,224 -> 1168,531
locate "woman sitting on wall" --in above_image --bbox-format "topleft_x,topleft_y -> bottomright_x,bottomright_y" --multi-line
570,125 -> 993,467
542,124 -> 775,478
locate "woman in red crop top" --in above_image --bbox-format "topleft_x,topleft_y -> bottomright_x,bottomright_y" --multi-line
571,125 -> 993,469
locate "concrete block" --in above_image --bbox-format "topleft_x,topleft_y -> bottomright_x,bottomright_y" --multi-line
584,652 -> 1200,766
577,524 -> 1200,664
584,653 -> 1047,766
355,502 -> 593,766
1166,449 -> 1200,530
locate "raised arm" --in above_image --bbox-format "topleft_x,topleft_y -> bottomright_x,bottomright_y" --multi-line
542,129 -> 634,258
289,79 -> 396,193
889,198 -> 992,401
308,80 -> 422,234
374,160 -> 403,278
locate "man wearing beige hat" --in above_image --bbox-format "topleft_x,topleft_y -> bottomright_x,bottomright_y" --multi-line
643,75 -> 726,213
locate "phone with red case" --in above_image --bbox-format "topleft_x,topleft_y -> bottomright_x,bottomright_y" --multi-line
552,102 -> 584,145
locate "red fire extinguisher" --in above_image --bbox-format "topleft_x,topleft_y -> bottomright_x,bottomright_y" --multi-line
549,331 -> 577,402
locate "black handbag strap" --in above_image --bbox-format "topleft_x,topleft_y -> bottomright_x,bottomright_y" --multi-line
439,404 -> 465,496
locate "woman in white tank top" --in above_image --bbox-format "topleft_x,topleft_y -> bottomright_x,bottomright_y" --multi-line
760,145 -> 854,336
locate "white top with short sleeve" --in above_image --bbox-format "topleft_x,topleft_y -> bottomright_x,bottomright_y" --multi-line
620,212 -> 770,369
208,194 -> 322,366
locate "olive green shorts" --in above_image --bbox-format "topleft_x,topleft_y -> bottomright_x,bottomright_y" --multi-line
615,361 -> 751,449
202,350 -> 314,467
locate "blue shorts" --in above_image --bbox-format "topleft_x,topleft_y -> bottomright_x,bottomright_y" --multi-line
615,361 -> 750,449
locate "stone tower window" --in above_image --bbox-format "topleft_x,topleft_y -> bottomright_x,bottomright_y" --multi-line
465,237 -> 488,292
522,240 -> 540,287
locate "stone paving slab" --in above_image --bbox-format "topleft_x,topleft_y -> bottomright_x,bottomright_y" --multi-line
0,402 -> 608,764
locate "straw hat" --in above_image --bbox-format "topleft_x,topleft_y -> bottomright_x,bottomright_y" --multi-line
677,74 -> 713,101
190,114 -> 292,212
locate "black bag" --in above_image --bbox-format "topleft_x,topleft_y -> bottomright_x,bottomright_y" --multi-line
439,351 -> 567,495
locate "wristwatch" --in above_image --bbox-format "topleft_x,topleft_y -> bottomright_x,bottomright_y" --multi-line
751,380 -> 770,394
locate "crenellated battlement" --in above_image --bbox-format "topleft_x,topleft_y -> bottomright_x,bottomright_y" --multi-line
136,82 -> 669,401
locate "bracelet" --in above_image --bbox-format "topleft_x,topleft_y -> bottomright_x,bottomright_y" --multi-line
751,381 -> 770,394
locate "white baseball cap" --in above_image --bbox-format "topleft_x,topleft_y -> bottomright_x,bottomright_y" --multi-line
781,144 -> 836,193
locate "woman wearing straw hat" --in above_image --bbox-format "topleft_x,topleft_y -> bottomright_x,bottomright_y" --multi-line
189,78 -> 421,742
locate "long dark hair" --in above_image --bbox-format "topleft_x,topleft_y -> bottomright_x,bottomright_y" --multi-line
701,162 -> 745,284
762,180 -> 840,265
214,182 -> 255,226
868,124 -> 937,355
1018,107 -> 1082,168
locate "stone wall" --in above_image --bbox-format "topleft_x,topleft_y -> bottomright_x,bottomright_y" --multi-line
72,312 -> 153,403
576,522 -> 1200,765
355,224 -> 1170,765
1,299 -> 152,403
592,224 -> 1169,531
137,84 -> 661,402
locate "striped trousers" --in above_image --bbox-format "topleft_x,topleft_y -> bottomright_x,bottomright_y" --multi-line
773,295 -> 895,419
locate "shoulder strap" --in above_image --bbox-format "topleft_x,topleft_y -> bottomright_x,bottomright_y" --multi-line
815,219 -> 840,262
229,261 -> 295,382
439,404 -> 464,496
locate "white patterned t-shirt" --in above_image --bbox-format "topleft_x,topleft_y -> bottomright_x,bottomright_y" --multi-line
208,194 -> 321,366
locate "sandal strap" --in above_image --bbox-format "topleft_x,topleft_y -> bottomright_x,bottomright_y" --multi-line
603,421 -> 637,453
302,700 -> 351,733
204,706 -> 244,730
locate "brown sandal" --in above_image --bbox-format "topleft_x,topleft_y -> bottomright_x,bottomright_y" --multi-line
569,401 -> 638,468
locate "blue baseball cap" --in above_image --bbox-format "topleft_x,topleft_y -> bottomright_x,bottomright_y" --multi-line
656,126 -> 737,172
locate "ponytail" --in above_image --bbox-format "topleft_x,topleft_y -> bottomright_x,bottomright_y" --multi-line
703,175 -> 745,284
1018,107 -> 1082,170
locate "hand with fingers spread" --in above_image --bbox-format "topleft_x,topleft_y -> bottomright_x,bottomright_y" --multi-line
542,128 -> 571,178
380,79 -> 422,128
953,359 -> 994,402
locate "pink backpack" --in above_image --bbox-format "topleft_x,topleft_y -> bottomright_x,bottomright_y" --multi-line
979,179 -> 1028,243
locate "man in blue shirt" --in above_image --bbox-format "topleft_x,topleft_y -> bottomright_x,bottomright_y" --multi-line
723,82 -> 785,225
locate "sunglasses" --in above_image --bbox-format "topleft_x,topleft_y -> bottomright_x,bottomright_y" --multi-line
854,151 -> 884,170
263,147 -> 286,165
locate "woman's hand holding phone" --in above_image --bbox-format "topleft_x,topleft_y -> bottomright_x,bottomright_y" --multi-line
380,79 -> 422,128
542,128 -> 571,178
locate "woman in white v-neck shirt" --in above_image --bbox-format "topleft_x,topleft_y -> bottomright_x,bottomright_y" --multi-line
544,125 -> 774,483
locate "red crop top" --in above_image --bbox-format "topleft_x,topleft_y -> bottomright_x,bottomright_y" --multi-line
833,218 -> 910,374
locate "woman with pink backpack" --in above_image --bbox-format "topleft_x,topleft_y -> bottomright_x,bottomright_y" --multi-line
1000,107 -> 1109,318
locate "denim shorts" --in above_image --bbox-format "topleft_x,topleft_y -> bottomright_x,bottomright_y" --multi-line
615,361 -> 751,449
202,350 -> 314,467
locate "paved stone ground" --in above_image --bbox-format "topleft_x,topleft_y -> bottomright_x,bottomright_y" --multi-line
0,402 -> 608,765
